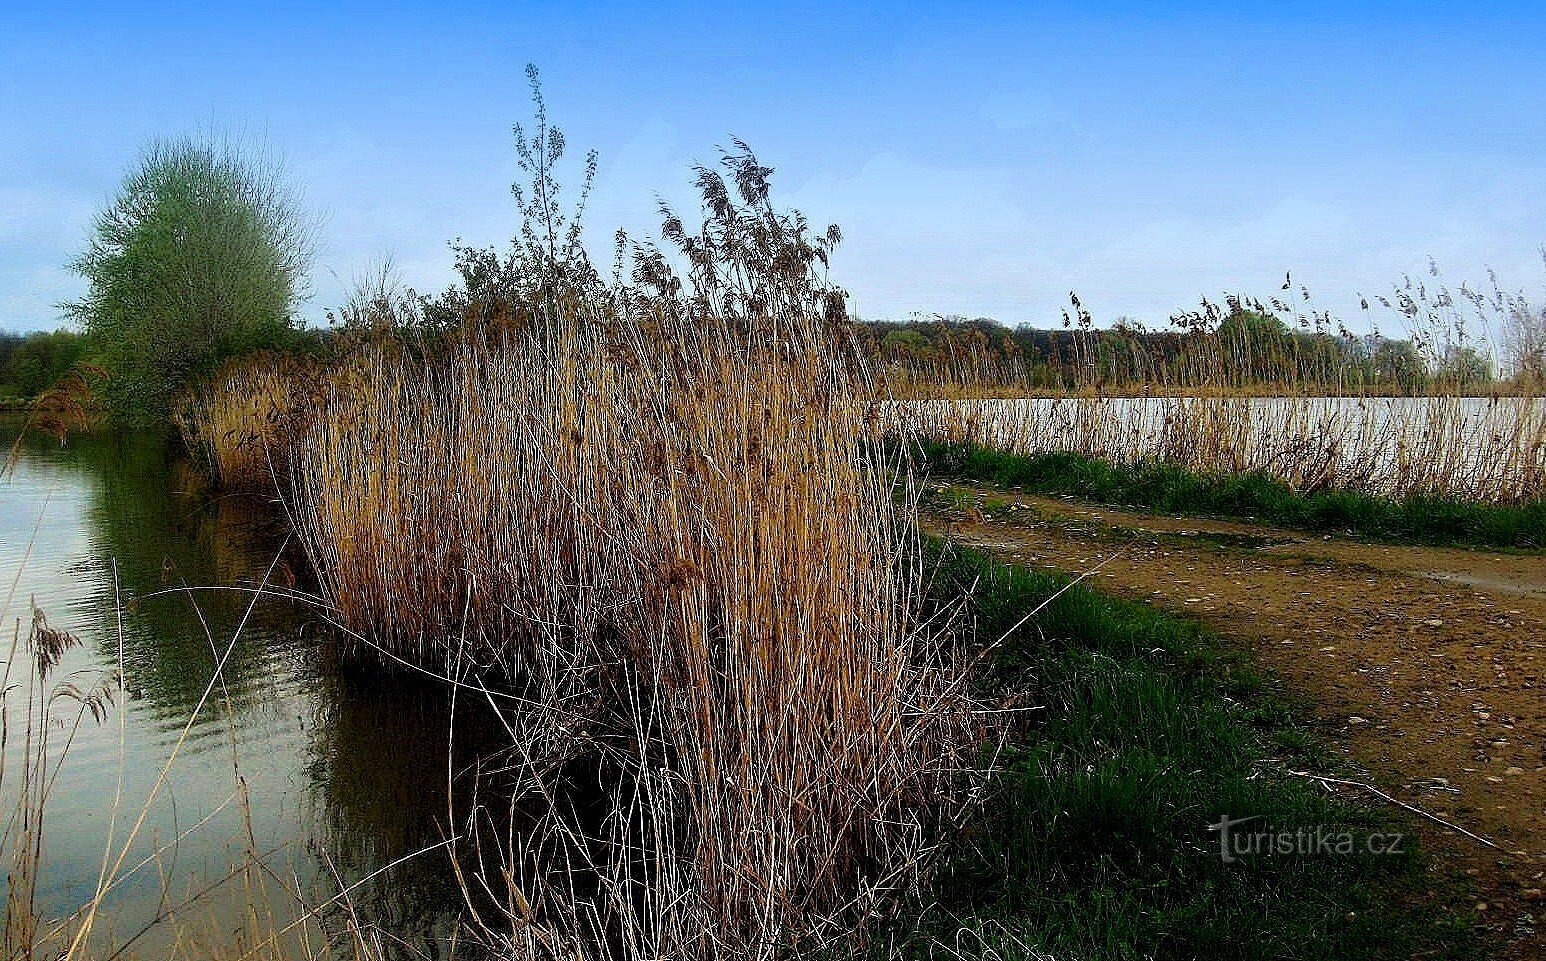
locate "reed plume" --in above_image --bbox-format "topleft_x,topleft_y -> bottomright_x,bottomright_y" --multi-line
255,141 -> 980,959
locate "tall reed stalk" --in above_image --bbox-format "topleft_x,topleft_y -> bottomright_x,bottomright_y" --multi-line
248,145 -> 980,959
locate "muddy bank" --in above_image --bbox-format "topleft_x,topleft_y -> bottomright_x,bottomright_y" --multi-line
924,484 -> 1545,958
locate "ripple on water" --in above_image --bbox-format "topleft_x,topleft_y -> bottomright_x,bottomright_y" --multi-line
1,423 -> 471,951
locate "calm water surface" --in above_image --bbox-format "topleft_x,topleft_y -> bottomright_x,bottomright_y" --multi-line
0,419 -> 478,955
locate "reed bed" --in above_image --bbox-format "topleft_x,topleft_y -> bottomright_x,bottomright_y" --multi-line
262,150 -> 979,959
896,391 -> 1546,503
871,286 -> 1546,504
284,329 -> 973,959
176,352 -> 314,492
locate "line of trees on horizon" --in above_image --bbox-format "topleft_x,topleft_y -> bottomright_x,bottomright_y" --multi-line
853,302 -> 1518,395
0,328 -> 86,404
9,118 -> 1545,419
1,297 -> 1524,413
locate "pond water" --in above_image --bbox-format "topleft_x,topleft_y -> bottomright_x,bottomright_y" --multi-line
0,419 -> 481,956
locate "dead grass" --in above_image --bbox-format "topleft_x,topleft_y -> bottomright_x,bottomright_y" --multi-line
279,318 -> 975,958
171,144 -> 986,959
176,352 -> 314,493
898,391 -> 1546,503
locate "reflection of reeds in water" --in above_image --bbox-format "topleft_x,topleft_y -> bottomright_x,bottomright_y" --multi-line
301,666 -> 500,946
1,585 -> 386,959
5,397 -> 450,959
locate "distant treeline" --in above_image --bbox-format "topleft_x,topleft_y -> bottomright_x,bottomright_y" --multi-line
0,329 -> 86,404
0,306 -> 1496,411
852,304 -> 1499,395
0,324 -> 327,411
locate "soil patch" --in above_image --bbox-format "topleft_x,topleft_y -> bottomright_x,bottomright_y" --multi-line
925,484 -> 1546,958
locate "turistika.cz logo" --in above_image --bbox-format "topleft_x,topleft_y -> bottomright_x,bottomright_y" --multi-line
1208,814 -> 1406,864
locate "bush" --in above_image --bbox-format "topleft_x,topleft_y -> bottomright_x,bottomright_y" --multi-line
66,137 -> 313,425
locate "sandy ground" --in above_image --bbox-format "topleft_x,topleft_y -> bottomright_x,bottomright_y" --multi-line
923,484 -> 1545,958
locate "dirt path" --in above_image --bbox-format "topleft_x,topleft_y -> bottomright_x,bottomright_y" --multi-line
924,483 -> 1545,957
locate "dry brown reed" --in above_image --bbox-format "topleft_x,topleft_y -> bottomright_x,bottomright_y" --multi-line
258,147 -> 979,959
3,366 -> 104,480
898,391 -> 1546,502
176,352 -> 314,492
2,605 -> 117,961
873,284 -> 1546,503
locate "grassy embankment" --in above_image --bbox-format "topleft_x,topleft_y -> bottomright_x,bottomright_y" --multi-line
912,439 -> 1546,550
891,540 -> 1480,961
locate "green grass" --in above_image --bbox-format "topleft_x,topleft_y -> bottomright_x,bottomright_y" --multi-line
913,439 -> 1546,550
884,540 -> 1479,961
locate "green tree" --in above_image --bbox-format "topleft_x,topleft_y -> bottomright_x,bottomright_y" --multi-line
66,138 -> 314,424
1216,308 -> 1294,384
1371,337 -> 1427,391
1438,344 -> 1493,387
0,329 -> 86,400
880,329 -> 933,357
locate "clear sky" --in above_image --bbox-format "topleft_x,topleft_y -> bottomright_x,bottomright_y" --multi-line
4,1 -> 1546,333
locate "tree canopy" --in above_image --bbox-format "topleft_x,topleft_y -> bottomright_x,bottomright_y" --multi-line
67,137 -> 313,424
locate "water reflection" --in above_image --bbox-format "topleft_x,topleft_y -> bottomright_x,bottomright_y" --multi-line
0,418 -> 492,956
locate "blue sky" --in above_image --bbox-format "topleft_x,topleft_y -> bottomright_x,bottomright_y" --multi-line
4,1 -> 1546,333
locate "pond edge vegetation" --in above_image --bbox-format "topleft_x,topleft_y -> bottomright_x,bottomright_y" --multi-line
911,439 -> 1546,551
6,65 -> 1507,960
878,539 -> 1483,961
